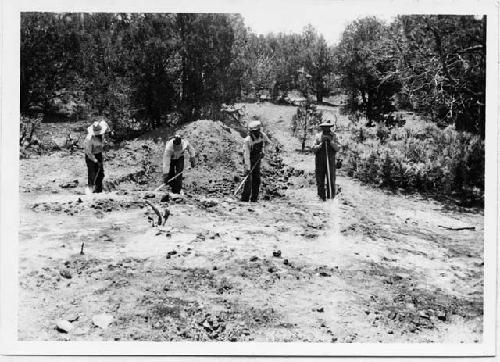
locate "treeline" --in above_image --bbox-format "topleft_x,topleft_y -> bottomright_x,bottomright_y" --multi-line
21,13 -> 486,136
333,15 -> 486,136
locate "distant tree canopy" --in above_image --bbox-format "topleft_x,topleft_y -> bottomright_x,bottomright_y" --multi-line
333,15 -> 486,135
21,13 -> 486,137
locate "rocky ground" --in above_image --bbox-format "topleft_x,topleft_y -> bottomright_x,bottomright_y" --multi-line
18,102 -> 483,343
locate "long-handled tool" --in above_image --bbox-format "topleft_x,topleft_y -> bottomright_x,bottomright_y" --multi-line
155,170 -> 184,192
325,140 -> 333,199
233,155 -> 263,197
85,163 -> 102,195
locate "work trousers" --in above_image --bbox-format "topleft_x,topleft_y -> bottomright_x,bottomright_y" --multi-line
241,159 -> 261,202
85,153 -> 104,193
315,150 -> 336,201
168,156 -> 184,194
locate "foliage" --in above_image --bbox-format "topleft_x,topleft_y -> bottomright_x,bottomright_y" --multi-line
333,15 -> 485,136
333,17 -> 401,124
341,118 -> 484,201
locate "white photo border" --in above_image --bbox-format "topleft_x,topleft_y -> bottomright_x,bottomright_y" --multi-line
1,0 -> 498,356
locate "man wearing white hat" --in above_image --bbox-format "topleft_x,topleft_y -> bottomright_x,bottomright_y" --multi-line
83,118 -> 110,193
311,122 -> 340,201
241,120 -> 270,202
162,134 -> 196,194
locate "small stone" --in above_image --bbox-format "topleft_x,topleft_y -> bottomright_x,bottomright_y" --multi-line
63,313 -> 79,322
272,250 -> 282,258
331,337 -> 338,342
213,266 -> 218,270
437,311 -> 447,321
59,269 -> 72,279
318,272 -> 330,277
55,319 -> 73,333
313,307 -> 324,313
249,256 -> 258,262
267,267 -> 275,273
387,330 -> 394,334
283,259 -> 289,265
419,311 -> 430,319
92,314 -> 113,329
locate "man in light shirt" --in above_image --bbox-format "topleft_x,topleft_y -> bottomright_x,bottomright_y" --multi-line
162,134 -> 196,194
83,118 -> 110,194
241,120 -> 270,202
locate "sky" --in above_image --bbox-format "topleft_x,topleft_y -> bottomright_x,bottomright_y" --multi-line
238,3 -> 396,45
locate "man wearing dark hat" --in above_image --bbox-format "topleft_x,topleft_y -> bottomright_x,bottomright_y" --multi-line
162,134 -> 196,194
83,119 -> 109,194
311,122 -> 340,201
241,120 -> 270,202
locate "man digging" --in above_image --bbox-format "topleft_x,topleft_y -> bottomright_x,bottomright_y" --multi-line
162,134 -> 196,194
311,122 -> 340,201
241,120 -> 270,202
83,118 -> 110,194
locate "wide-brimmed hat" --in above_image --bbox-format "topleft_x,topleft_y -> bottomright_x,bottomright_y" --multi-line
88,120 -> 108,136
319,122 -> 334,128
248,120 -> 261,130
172,134 -> 182,145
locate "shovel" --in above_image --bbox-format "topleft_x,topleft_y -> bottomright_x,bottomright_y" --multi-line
155,170 -> 184,192
233,155 -> 263,197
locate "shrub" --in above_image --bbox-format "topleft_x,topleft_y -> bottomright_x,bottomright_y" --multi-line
340,118 -> 484,201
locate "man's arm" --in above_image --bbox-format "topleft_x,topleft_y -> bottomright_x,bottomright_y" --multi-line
329,133 -> 340,153
310,133 -> 322,152
162,141 -> 173,174
83,136 -> 97,162
243,138 -> 251,171
184,140 -> 196,158
184,140 -> 196,167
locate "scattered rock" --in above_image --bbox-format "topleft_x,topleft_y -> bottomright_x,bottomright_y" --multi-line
387,330 -> 394,334
55,319 -> 73,333
418,311 -> 430,319
437,311 -> 447,321
92,314 -> 113,329
160,194 -> 170,203
267,267 -> 275,273
200,197 -> 218,208
283,259 -> 289,265
63,313 -> 79,322
59,180 -> 79,189
144,193 -> 155,199
59,269 -> 72,279
313,307 -> 324,313
249,256 -> 258,262
272,250 -> 281,258
318,272 -> 331,277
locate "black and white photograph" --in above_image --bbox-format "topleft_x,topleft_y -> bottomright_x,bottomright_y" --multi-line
0,0 -> 498,357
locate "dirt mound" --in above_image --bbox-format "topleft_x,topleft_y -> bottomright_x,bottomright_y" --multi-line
169,119 -> 287,199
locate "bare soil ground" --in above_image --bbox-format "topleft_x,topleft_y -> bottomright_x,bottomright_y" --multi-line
18,103 -> 483,342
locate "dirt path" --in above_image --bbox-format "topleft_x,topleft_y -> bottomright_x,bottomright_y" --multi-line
18,103 -> 483,342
